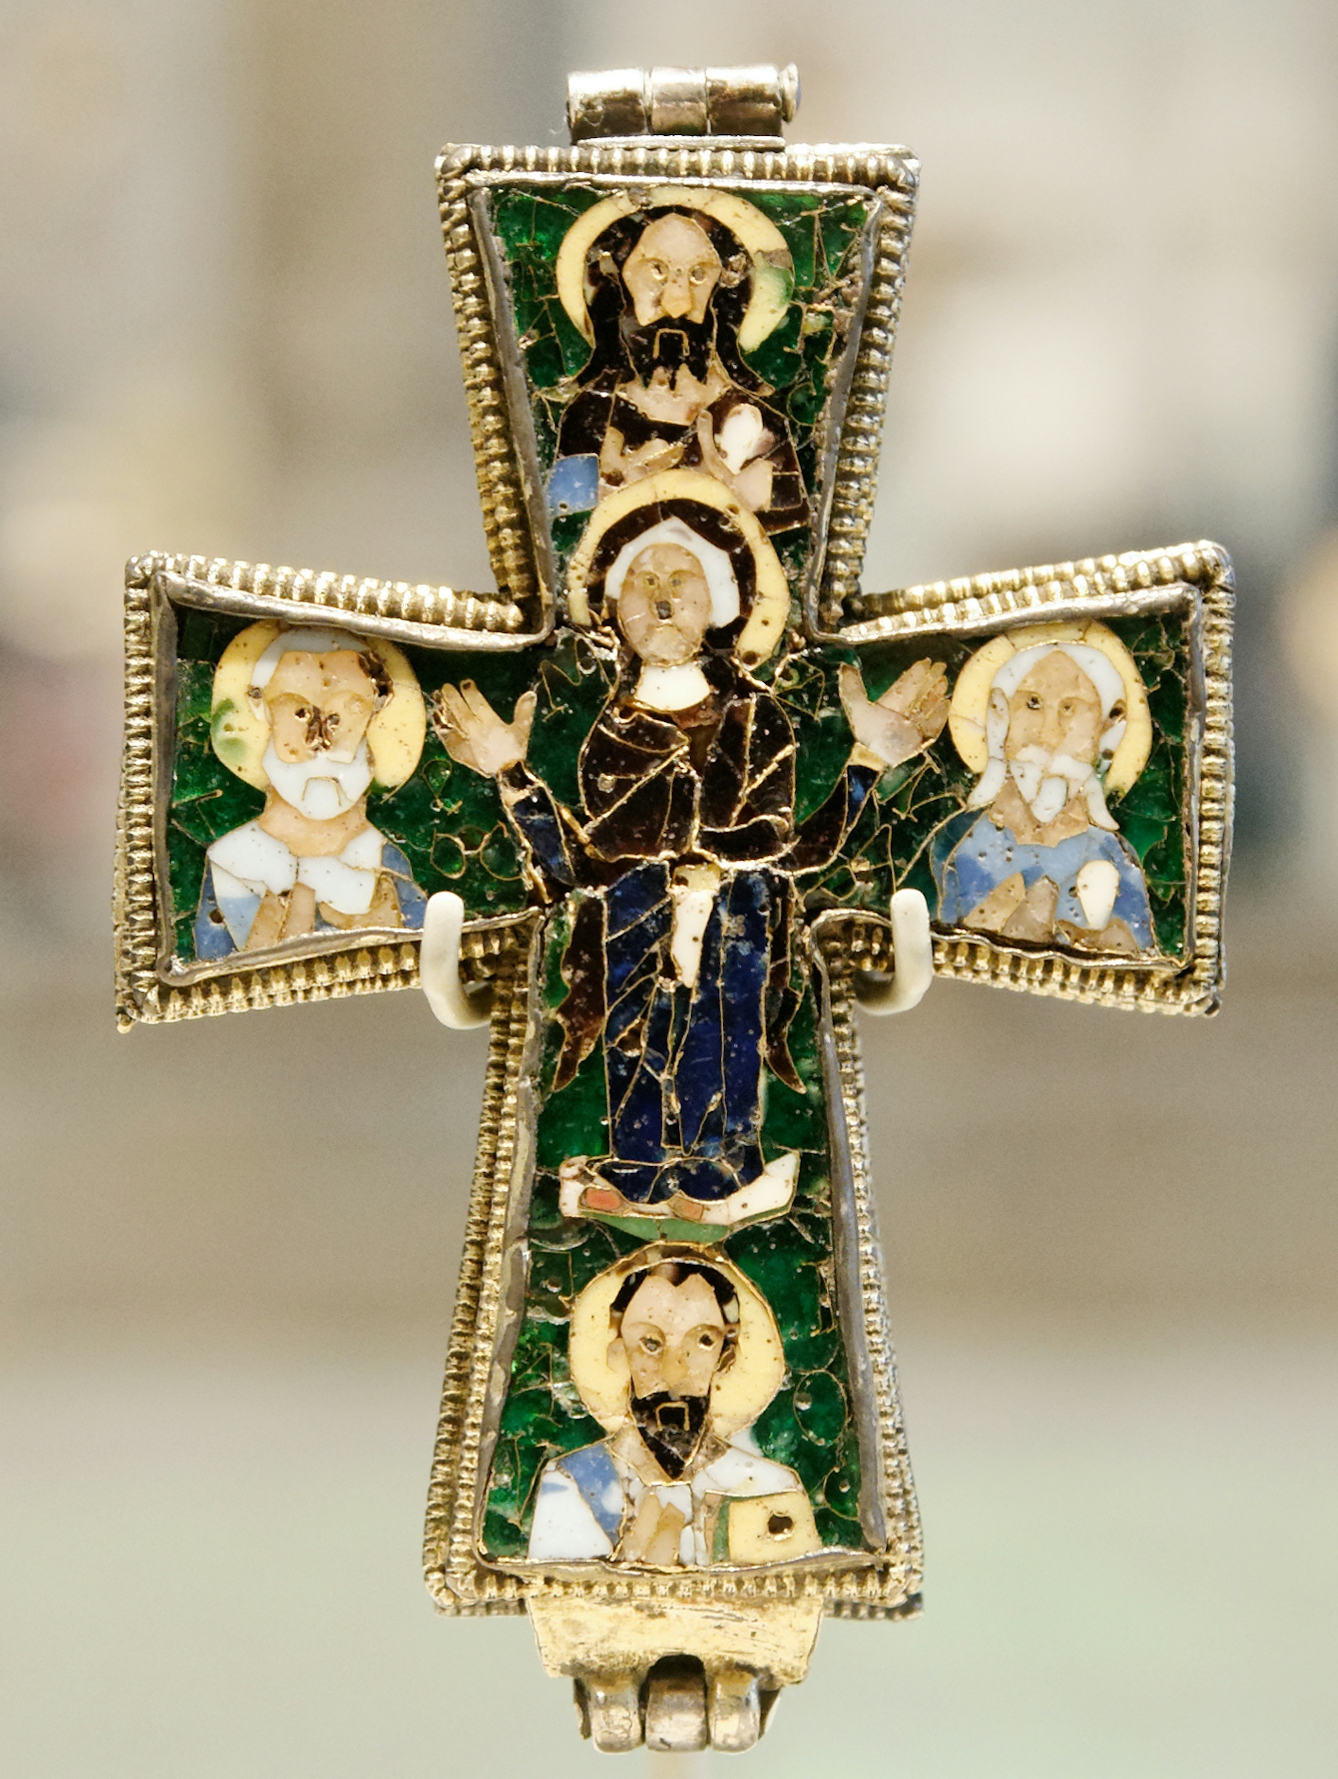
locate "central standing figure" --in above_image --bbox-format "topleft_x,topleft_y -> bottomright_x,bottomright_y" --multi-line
434,474 -> 947,1230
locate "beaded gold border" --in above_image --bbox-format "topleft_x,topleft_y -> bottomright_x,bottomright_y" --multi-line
116,539 -> 1231,1027
109,95 -> 1235,1716
422,946 -> 922,1619
113,556 -> 529,1031
436,142 -> 919,638
840,539 -> 1234,1017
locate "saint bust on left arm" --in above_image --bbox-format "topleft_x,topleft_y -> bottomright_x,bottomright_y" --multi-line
195,625 -> 428,959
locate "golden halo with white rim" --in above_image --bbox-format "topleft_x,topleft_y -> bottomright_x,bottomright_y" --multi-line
554,186 -> 794,356
209,620 -> 426,793
947,618 -> 1153,797
566,1242 -> 787,1440
565,467 -> 791,667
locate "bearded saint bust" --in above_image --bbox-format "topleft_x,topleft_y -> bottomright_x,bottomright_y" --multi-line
525,1258 -> 821,1569
930,641 -> 1157,955
195,627 -> 427,958
548,207 -> 809,537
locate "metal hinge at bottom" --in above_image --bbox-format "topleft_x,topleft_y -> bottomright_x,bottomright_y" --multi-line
530,1593 -> 823,1753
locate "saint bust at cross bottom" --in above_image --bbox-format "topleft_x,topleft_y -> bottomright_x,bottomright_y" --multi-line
433,470 -> 948,1232
527,1247 -> 821,1569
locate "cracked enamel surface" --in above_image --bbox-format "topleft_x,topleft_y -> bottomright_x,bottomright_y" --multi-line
482,181 -> 876,601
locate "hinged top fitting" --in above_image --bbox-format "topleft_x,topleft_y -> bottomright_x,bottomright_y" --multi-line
567,63 -> 800,143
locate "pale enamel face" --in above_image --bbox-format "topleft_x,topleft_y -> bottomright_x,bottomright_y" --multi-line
616,1273 -> 729,1401
615,542 -> 714,666
262,651 -> 378,764
1005,651 -> 1108,766
622,214 -> 722,326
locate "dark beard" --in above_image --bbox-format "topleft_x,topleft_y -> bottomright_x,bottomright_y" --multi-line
623,314 -> 714,386
630,1390 -> 710,1479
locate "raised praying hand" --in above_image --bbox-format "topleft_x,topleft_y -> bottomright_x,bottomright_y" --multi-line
431,680 -> 537,777
616,1493 -> 687,1567
838,657 -> 950,770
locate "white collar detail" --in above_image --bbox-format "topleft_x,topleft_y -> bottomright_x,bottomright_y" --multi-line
634,662 -> 712,711
207,820 -> 387,915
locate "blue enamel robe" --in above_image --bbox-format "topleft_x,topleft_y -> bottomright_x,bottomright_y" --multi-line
499,655 -> 876,1211
930,806 -> 1154,949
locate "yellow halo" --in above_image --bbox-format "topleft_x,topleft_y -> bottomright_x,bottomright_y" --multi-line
946,618 -> 1153,797
564,468 -> 790,667
208,620 -> 427,793
566,1243 -> 787,1440
553,186 -> 794,356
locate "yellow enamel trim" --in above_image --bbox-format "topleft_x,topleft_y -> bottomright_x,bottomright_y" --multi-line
209,620 -> 427,792
565,468 -> 790,665
725,1490 -> 822,1564
946,617 -> 1153,796
553,185 -> 794,355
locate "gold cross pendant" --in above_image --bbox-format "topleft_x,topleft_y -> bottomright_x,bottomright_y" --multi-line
114,63 -> 1232,1755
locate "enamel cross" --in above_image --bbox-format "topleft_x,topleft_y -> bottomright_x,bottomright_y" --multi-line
114,65 -> 1234,1755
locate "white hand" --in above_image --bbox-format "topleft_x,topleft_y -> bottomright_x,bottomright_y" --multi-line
432,680 -> 536,777
1075,859 -> 1120,930
838,658 -> 950,768
714,403 -> 768,472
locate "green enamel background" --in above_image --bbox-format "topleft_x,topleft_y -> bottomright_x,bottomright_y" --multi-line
168,611 -> 266,957
484,181 -> 874,583
167,614 -> 605,961
483,964 -> 869,1561
790,610 -> 1193,957
167,604 -> 1196,1564
169,610 -> 1192,963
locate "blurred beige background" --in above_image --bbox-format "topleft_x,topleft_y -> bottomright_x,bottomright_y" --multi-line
1,2 -> 1336,1775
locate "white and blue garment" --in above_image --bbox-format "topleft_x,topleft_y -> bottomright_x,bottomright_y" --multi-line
526,1433 -> 805,1566
194,821 -> 426,958
930,809 -> 1155,947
